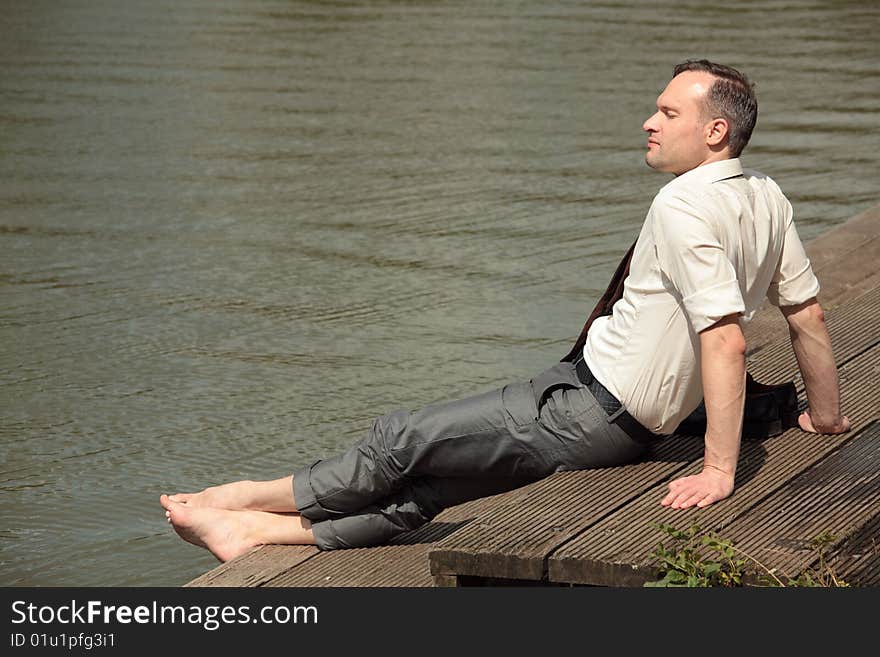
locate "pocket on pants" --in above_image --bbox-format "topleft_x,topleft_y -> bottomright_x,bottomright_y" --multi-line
546,391 -> 648,470
539,385 -> 597,428
530,362 -> 581,413
500,380 -> 540,428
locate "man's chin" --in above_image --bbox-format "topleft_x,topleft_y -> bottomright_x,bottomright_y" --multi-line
645,154 -> 678,174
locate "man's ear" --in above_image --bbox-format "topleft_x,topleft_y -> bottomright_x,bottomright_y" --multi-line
706,117 -> 729,147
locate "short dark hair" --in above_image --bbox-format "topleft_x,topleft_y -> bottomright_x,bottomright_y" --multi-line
673,59 -> 757,157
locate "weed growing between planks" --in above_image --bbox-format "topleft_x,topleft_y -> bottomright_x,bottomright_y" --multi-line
644,523 -> 849,587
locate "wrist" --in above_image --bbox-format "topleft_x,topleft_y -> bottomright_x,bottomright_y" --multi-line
813,417 -> 847,433
702,463 -> 735,480
808,408 -> 845,433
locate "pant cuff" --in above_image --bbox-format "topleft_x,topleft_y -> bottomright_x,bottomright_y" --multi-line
309,519 -> 341,551
292,461 -> 332,523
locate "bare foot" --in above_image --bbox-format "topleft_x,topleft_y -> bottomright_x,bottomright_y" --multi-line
167,476 -> 296,513
167,480 -> 258,510
160,494 -> 261,561
160,494 -> 316,562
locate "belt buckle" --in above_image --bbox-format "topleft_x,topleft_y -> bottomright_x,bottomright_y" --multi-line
606,405 -> 627,423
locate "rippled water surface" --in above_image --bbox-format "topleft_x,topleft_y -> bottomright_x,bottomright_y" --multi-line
2,0 -> 878,586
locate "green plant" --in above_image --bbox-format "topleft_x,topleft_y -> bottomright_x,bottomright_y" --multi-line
784,530 -> 850,588
645,522 -> 749,587
644,522 -> 849,587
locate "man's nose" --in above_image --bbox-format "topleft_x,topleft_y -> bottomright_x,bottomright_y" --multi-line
643,112 -> 659,133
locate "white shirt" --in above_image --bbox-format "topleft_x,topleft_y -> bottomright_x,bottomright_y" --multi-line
583,158 -> 820,435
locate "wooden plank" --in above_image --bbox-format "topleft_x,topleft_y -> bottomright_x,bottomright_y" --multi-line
710,421 -> 880,583
429,441 -> 702,581
812,243 -> 880,311
747,284 -> 880,383
185,545 -> 319,587
826,508 -> 880,586
803,204 -> 880,273
264,544 -> 435,587
547,343 -> 880,586
432,574 -> 462,587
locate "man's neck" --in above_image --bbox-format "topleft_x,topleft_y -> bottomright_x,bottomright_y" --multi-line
674,152 -> 734,177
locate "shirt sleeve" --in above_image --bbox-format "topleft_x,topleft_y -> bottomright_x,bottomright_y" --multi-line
651,192 -> 745,333
767,212 -> 821,306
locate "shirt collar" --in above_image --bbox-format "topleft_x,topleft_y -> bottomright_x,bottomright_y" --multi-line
672,158 -> 744,185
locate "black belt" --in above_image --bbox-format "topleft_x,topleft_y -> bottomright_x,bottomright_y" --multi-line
573,357 -> 659,445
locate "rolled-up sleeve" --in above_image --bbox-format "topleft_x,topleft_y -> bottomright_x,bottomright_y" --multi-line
651,193 -> 745,333
767,215 -> 820,306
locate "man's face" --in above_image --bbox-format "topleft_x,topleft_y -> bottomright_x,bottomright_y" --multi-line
643,70 -> 716,176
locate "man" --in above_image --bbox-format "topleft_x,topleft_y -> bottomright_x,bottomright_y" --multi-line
161,60 -> 850,561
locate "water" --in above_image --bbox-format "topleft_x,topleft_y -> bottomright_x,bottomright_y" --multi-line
1,0 -> 877,586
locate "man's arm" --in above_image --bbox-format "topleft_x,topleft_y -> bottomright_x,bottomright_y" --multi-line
661,313 -> 746,509
781,298 -> 851,434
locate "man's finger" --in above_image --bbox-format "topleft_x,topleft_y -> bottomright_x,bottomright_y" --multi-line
673,491 -> 705,509
696,492 -> 719,508
662,478 -> 684,503
665,487 -> 695,508
661,486 -> 689,507
667,477 -> 687,492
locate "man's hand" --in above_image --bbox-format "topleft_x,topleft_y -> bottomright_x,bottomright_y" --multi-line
661,467 -> 735,509
798,409 -> 851,435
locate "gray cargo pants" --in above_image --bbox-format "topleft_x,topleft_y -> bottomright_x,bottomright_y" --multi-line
292,360 -> 649,549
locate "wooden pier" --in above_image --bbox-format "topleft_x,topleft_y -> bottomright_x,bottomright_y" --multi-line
186,202 -> 880,587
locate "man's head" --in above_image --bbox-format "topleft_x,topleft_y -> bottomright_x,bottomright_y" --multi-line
643,59 -> 757,175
